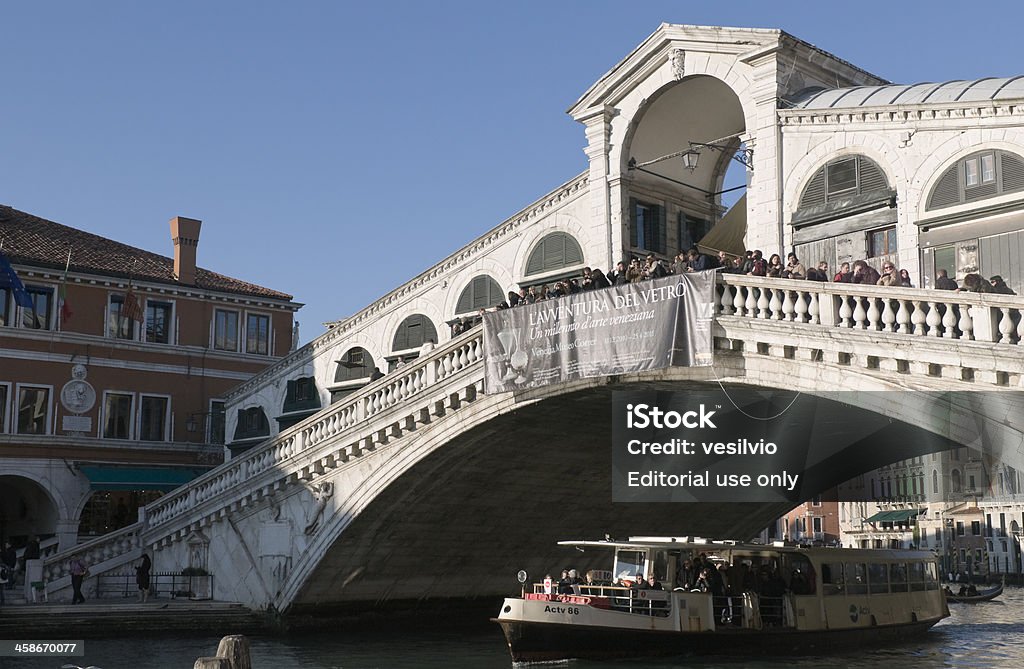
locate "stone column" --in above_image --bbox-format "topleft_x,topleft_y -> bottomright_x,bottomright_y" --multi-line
578,104 -> 616,270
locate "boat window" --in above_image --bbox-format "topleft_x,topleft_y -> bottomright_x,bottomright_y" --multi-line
867,562 -> 889,594
821,562 -> 845,595
784,554 -> 816,595
925,562 -> 939,590
847,563 -> 868,595
908,561 -> 927,592
651,549 -> 668,581
889,563 -> 908,592
614,550 -> 646,584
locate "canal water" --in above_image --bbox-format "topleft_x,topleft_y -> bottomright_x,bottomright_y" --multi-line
9,587 -> 1024,668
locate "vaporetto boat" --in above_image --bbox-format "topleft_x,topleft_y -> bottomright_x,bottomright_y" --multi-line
495,537 -> 950,662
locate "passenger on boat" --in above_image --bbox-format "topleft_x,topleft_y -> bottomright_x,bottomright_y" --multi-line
646,575 -> 664,591
957,585 -> 968,597
677,559 -> 696,590
557,569 -> 575,594
632,572 -> 648,589
943,586 -> 954,597
967,584 -> 979,596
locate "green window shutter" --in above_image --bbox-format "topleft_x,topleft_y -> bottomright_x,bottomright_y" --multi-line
393,314 -> 437,351
799,168 -> 827,209
1001,152 -> 1024,192
629,198 -> 639,248
525,233 -> 584,276
858,158 -> 888,193
657,205 -> 667,254
456,275 -> 503,314
928,164 -> 961,210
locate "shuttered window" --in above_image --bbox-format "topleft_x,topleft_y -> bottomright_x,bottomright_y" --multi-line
797,155 -> 890,210
524,232 -> 584,276
335,347 -> 374,383
455,275 -> 503,314
628,198 -> 667,254
392,314 -> 438,351
927,150 -> 1024,210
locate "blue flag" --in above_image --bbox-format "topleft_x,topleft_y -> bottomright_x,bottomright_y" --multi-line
0,251 -> 34,308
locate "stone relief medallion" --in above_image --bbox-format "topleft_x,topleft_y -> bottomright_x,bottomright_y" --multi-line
671,49 -> 686,80
60,364 -> 96,414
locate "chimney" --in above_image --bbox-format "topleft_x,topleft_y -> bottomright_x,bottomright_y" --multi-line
169,216 -> 202,285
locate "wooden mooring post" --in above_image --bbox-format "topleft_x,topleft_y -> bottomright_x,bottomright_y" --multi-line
194,634 -> 251,669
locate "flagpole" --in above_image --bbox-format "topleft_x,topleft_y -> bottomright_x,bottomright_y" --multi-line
58,248 -> 72,330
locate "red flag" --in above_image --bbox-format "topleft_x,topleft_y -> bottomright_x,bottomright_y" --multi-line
124,287 -> 144,323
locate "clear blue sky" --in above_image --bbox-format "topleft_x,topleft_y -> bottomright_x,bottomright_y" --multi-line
3,1 -> 1022,343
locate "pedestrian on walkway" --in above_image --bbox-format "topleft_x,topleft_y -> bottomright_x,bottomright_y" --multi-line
69,556 -> 89,604
136,553 -> 152,603
0,541 -> 15,591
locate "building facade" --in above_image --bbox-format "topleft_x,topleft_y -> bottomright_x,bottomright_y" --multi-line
0,206 -> 300,552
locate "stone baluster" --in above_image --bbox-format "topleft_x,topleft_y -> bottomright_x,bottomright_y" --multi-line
866,297 -> 881,330
910,301 -> 927,335
880,298 -> 896,332
895,299 -> 911,334
794,292 -> 808,323
757,287 -> 770,319
806,291 -> 819,325
998,307 -> 1016,344
734,284 -> 747,316
839,294 -> 853,328
941,302 -> 958,339
719,283 -> 734,315
782,291 -> 796,321
852,297 -> 867,329
926,302 -> 942,337
769,288 -> 782,320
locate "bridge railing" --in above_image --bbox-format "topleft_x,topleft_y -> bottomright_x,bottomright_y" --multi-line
717,275 -> 1024,345
41,522 -> 143,583
144,329 -> 484,532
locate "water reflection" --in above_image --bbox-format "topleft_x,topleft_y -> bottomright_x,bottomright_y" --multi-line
13,588 -> 1024,668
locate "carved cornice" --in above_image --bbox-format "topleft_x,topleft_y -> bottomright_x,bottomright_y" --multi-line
780,100 -> 1024,127
224,172 -> 590,402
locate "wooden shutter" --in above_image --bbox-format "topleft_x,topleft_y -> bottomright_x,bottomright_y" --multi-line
799,168 -> 827,209
928,164 -> 961,210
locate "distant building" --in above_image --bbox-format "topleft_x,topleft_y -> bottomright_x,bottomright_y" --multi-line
0,205 -> 300,552
778,493 -> 840,546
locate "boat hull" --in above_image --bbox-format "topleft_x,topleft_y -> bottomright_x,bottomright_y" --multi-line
496,616 -> 944,663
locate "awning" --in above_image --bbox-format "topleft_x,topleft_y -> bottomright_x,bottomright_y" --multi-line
80,466 -> 206,492
864,509 -> 924,523
697,193 -> 747,258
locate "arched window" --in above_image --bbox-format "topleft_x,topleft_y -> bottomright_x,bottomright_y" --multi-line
392,314 -> 437,352
951,469 -> 962,494
335,347 -> 375,383
927,150 -> 1024,210
524,232 -> 584,277
455,275 -> 504,315
797,155 -> 890,211
932,469 -> 939,494
233,407 -> 269,441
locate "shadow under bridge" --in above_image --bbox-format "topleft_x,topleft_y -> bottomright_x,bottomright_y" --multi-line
289,379 -> 990,612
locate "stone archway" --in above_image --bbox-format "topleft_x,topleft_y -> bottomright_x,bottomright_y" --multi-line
0,475 -> 60,544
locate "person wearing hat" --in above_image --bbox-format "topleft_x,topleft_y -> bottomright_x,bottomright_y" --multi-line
990,275 -> 1016,295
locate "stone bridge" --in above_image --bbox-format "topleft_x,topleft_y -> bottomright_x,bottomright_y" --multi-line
41,276 -> 1024,612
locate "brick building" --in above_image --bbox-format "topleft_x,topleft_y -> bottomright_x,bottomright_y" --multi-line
0,205 -> 300,553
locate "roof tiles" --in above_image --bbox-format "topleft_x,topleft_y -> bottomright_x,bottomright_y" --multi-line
0,204 -> 293,301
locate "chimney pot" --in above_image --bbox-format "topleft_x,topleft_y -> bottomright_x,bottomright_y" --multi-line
170,216 -> 202,285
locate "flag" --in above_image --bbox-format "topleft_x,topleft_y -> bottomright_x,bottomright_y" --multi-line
123,286 -> 144,323
58,249 -> 73,324
0,250 -> 34,308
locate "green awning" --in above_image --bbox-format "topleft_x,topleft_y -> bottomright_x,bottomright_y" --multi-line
81,466 -> 206,492
864,509 -> 923,523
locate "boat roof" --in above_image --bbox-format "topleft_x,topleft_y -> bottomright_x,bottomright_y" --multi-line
558,537 -> 936,559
